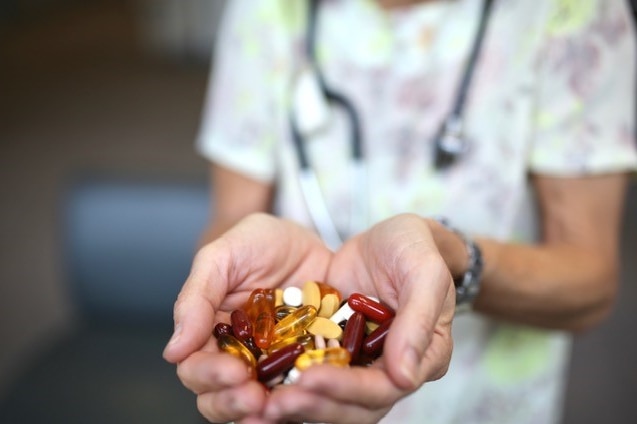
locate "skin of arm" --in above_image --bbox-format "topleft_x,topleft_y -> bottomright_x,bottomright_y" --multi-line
197,163 -> 274,247
429,172 -> 630,333
200,163 -> 628,333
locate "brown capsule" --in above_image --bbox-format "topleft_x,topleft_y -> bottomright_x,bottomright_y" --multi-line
256,343 -> 305,383
231,309 -> 253,340
241,337 -> 262,361
361,317 -> 394,358
341,311 -> 366,363
213,322 -> 233,339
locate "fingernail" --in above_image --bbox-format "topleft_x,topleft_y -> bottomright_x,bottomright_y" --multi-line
400,347 -> 420,388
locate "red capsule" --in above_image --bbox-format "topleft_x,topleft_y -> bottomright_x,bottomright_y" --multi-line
231,309 -> 253,340
341,311 -> 366,363
362,317 -> 394,358
257,343 -> 305,383
347,293 -> 395,323
213,322 -> 233,339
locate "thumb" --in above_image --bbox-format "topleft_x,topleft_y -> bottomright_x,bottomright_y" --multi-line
382,253 -> 453,390
163,246 -> 227,363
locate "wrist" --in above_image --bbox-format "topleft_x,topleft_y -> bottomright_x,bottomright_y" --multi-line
426,218 -> 469,279
430,217 -> 484,312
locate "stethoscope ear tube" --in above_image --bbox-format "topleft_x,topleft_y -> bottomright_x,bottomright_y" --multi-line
433,0 -> 493,170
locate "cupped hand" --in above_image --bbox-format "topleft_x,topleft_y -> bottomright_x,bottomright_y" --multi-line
263,213 -> 456,424
162,213 -> 334,423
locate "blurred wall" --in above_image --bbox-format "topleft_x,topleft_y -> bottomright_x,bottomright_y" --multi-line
0,0 -> 224,397
1,2 -> 636,423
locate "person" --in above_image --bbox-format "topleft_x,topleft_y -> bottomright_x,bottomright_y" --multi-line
163,0 -> 637,423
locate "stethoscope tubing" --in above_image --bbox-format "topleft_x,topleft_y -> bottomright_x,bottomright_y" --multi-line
291,0 -> 494,246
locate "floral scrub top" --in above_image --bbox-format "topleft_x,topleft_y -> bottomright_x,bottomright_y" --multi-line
197,0 -> 637,422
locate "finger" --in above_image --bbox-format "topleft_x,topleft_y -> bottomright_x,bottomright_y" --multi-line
384,249 -> 452,390
176,351 -> 252,395
197,380 -> 268,423
163,244 -> 229,363
294,364 -> 404,410
265,384 -> 389,424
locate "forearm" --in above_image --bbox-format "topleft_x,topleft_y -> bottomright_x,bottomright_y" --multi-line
197,218 -> 242,248
473,238 -> 618,332
197,163 -> 275,248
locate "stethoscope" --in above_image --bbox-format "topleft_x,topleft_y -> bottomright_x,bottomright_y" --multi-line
290,0 -> 494,250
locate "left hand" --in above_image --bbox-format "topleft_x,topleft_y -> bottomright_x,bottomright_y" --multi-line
263,213 -> 456,424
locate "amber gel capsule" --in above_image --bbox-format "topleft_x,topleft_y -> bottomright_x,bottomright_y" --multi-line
231,309 -> 253,340
244,288 -> 275,323
295,347 -> 351,371
348,293 -> 395,323
341,311 -> 366,363
361,317 -> 394,358
254,311 -> 276,349
273,305 -> 317,341
243,288 -> 265,322
217,334 -> 257,373
257,343 -> 305,383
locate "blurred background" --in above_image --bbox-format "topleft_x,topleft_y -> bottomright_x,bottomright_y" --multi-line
0,0 -> 636,423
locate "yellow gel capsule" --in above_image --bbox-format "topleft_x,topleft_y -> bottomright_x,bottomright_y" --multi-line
294,346 -> 351,371
273,305 -> 317,341
217,334 -> 257,374
268,333 -> 315,355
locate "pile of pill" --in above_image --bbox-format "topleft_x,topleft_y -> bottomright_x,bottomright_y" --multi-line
213,280 -> 395,387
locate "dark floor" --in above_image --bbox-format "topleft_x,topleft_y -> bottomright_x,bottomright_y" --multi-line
0,2 -> 636,423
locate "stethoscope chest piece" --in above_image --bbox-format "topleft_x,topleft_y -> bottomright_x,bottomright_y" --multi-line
433,114 -> 470,170
292,66 -> 331,137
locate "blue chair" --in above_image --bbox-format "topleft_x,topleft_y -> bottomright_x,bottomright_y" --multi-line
0,175 -> 210,424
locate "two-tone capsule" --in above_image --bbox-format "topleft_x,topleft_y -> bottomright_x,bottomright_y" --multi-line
257,343 -> 305,383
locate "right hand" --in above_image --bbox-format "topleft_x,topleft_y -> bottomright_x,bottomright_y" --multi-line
162,213 -> 334,423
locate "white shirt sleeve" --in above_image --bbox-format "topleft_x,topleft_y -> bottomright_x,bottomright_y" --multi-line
195,0 -> 295,183
529,0 -> 637,175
